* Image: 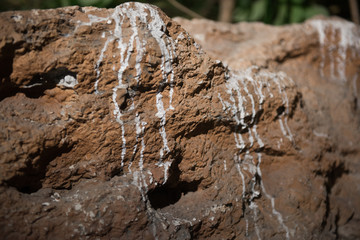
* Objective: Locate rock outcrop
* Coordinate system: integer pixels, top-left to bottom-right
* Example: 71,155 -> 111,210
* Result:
176,16 -> 360,239
0,2 -> 359,239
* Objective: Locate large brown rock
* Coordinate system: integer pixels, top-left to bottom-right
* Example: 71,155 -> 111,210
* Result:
176,16 -> 360,239
0,2 -> 359,239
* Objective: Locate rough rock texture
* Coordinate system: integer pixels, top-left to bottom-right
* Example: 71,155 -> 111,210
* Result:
175,16 -> 360,239
0,2 -> 359,240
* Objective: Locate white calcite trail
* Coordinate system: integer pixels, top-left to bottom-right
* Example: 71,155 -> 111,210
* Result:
128,113 -> 142,172
271,72 -> 295,143
138,120 -> 147,172
309,19 -> 360,82
146,6 -> 176,164
235,156 -> 246,197
256,153 -> 291,239
75,6 -> 183,235
156,92 -> 170,160
218,67 -> 293,239
94,37 -> 113,94
73,3 -> 298,238
249,202 -> 261,240
132,113 -> 148,201
76,3 -> 177,184
159,161 -> 172,184
111,6 -> 131,167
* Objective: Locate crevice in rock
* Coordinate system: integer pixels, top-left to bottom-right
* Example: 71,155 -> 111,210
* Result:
147,179 -> 201,209
189,221 -> 203,239
5,142 -> 73,194
276,105 -> 285,116
1,67 -> 77,100
18,74 -> 58,98
184,120 -> 214,139
0,42 -> 15,81
147,150 -> 202,209
262,147 -> 286,156
273,92 -> 302,120
0,41 -> 17,101
320,161 -> 349,231
289,92 -> 303,118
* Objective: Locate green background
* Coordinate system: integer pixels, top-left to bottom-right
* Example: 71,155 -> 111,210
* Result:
0,0 -> 355,25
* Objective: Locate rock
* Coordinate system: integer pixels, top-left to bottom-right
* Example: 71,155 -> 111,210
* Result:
174,16 -> 360,239
0,2 -> 359,239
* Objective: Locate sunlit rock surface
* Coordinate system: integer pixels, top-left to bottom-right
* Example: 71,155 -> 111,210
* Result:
0,3 -> 359,239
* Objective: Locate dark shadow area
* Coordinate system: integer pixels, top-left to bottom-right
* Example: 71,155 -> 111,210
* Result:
320,161 -> 349,231
147,179 -> 201,209
147,149 -> 203,209
0,67 -> 77,100
0,44 -> 14,77
184,120 -> 214,139
276,105 -> 285,116
0,40 -> 16,101
5,142 -> 73,194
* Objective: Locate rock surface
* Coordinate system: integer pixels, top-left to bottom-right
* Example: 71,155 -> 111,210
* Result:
176,16 -> 360,239
0,2 -> 359,239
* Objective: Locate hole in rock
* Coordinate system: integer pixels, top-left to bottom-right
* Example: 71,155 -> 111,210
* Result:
0,41 -> 16,101
119,93 -> 130,110
184,121 -> 215,139
147,151 -> 202,209
276,105 -> 285,116
1,67 -> 77,100
147,179 -> 202,209
6,143 -> 73,194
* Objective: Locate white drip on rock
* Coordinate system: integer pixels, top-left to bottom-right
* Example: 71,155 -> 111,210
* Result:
309,19 -> 360,82
76,2 -> 177,186
218,67 -> 292,239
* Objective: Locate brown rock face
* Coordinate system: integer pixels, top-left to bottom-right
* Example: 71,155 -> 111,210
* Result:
0,3 -> 359,240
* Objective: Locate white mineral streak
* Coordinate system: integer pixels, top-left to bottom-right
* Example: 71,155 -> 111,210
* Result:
219,67 -> 292,239
158,161 -> 172,184
271,72 -> 294,143
235,156 -> 246,197
140,6 -> 178,184
128,113 -> 142,172
252,125 -> 264,148
156,92 -> 170,160
256,153 -> 291,239
146,5 -> 176,165
313,130 -> 328,138
245,219 -> 249,237
76,2 -> 298,237
78,2 -> 177,183
77,5 -> 179,235
132,113 -> 148,201
139,121 -> 147,172
95,37 -> 113,94
309,19 -> 360,82
249,202 -> 261,239
73,14 -> 109,32
112,7 -> 130,167
127,7 -> 147,85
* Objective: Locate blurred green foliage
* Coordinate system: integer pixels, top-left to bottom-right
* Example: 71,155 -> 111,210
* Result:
0,0 -> 338,25
234,0 -> 329,25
